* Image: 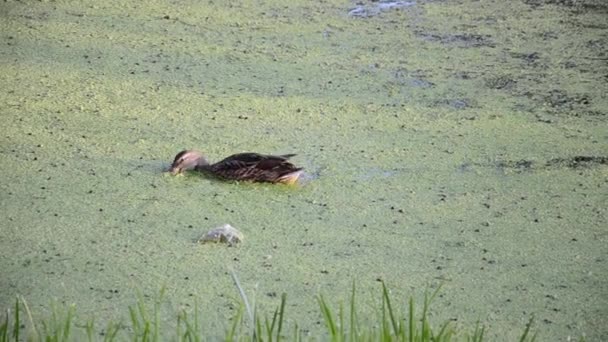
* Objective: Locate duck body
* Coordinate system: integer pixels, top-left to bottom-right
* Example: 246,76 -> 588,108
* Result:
170,150 -> 303,185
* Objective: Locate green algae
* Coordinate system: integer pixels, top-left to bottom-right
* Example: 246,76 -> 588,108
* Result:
0,0 -> 606,340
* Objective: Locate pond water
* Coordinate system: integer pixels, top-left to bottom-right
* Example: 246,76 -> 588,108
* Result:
1,0 -> 606,340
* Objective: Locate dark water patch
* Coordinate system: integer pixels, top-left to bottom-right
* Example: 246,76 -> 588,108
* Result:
408,77 -> 434,88
578,109 -> 606,117
543,89 -> 592,110
539,30 -> 559,41
509,51 -> 542,66
393,68 -> 434,88
488,156 -> 607,173
577,22 -> 608,30
585,39 -> 606,52
545,156 -> 608,169
495,159 -> 535,173
484,75 -> 517,90
523,0 -> 608,13
415,32 -> 495,48
433,98 -> 474,110
518,88 -> 601,119
452,71 -> 474,80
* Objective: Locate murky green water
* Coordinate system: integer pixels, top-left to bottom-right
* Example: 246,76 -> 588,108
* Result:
1,0 -> 606,340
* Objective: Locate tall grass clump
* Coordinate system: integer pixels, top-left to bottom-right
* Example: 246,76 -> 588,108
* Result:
227,270 -> 288,341
127,286 -> 166,341
318,282 -> 455,341
317,281 -> 540,342
0,280 -> 543,341
0,296 -> 79,342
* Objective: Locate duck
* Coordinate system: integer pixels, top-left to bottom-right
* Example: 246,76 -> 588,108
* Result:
169,150 -> 303,185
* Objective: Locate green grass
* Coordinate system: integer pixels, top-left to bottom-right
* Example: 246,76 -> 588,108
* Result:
317,283 -> 456,341
0,279 -> 542,342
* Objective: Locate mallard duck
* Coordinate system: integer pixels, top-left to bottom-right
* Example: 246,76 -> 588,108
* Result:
169,150 -> 303,185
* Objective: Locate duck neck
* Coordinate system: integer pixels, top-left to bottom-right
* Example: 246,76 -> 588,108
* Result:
194,157 -> 211,171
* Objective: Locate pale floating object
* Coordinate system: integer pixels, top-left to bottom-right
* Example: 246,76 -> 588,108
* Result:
198,224 -> 243,246
348,1 -> 416,18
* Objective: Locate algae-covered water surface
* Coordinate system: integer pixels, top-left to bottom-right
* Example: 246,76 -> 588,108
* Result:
1,0 -> 606,340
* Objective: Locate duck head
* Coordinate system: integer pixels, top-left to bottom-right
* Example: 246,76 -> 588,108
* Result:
169,150 -> 210,175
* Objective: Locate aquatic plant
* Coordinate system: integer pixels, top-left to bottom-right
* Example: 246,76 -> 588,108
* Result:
0,281 -> 543,342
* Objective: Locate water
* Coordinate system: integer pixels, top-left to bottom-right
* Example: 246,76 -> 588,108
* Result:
348,1 -> 417,18
1,0 -> 606,340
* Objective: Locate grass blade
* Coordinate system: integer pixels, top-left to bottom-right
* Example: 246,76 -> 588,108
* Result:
519,316 -> 536,342
103,321 -> 120,342
0,308 -> 8,342
276,293 -> 287,341
469,321 -> 485,342
254,307 -> 262,342
12,298 -> 19,342
318,295 -> 337,338
230,271 -> 253,326
381,281 -> 399,337
349,282 -> 357,340
226,305 -> 244,342
20,297 -> 38,341
408,297 -> 415,342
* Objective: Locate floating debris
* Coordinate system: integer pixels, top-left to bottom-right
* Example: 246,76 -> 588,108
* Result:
198,224 -> 243,246
348,1 -> 416,18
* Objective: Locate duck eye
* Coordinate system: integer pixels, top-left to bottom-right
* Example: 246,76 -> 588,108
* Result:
172,157 -> 184,166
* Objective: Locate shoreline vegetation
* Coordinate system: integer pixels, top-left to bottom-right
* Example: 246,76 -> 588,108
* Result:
0,280 -> 544,342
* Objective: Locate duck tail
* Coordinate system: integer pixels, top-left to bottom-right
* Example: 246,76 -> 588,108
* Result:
278,169 -> 303,185
279,154 -> 297,160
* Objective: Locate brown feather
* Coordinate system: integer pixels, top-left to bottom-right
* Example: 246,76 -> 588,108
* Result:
171,150 -> 303,184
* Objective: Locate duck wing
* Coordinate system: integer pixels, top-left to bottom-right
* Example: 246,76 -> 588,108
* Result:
219,153 -> 295,163
210,153 -> 301,182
